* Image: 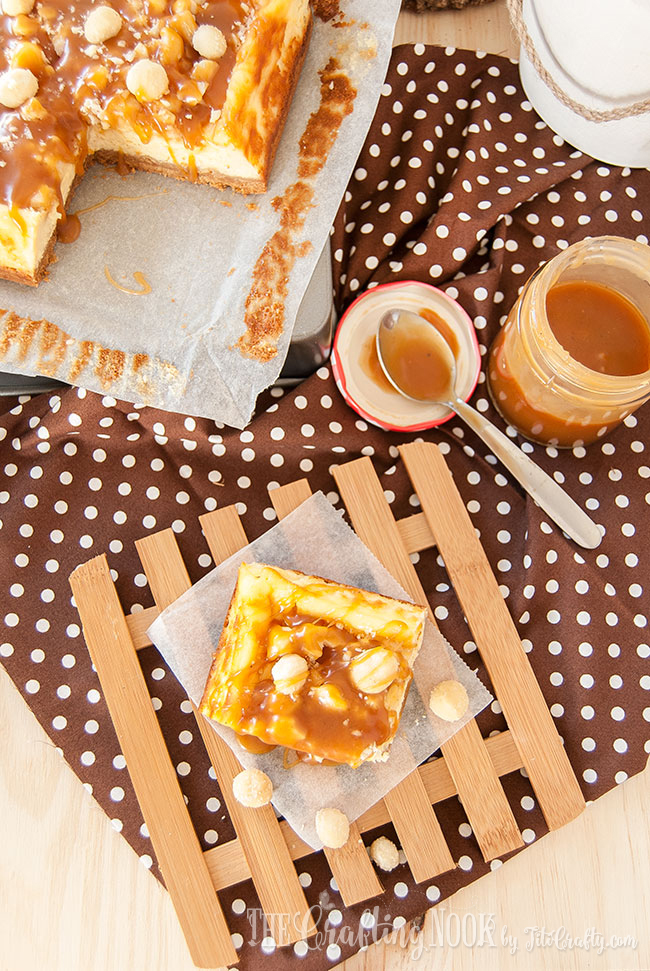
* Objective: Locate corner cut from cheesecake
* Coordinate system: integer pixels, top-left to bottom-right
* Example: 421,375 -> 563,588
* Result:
0,0 -> 312,285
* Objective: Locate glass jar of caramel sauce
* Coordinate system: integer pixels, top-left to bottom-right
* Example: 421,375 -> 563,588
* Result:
487,236 -> 650,447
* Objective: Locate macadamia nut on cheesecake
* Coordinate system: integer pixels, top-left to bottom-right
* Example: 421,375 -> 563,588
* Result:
0,0 -> 312,284
199,563 -> 428,769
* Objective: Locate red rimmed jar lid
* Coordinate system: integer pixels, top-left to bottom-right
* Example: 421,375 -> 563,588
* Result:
332,280 -> 481,431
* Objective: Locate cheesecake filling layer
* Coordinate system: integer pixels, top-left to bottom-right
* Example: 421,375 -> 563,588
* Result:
0,0 -> 311,281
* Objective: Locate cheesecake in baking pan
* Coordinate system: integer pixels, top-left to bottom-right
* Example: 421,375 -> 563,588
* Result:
0,0 -> 312,284
200,562 -> 427,768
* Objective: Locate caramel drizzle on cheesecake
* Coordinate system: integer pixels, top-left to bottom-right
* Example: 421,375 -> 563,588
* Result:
0,0 -> 251,216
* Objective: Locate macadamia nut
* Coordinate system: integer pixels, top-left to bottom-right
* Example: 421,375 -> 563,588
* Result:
0,68 -> 38,109
429,679 -> 469,722
192,24 -> 227,60
126,58 -> 169,102
232,768 -> 273,808
315,807 -> 350,849
271,652 -> 308,694
369,835 -> 400,872
84,6 -> 123,44
349,647 -> 399,694
1,0 -> 35,15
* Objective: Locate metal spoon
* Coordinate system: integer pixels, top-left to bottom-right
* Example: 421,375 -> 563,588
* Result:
377,308 -> 602,550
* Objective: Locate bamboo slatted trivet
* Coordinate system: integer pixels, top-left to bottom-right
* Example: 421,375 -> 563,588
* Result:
69,443 -> 586,969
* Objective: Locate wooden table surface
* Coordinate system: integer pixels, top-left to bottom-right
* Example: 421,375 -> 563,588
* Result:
1,4 -> 649,970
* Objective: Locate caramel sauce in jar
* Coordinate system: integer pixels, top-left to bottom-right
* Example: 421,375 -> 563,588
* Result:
546,281 -> 650,376
487,237 -> 650,447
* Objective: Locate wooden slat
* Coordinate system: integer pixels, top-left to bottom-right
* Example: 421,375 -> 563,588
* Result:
199,504 -> 249,561
401,441 -> 586,830
203,729 -> 523,891
69,556 -> 237,970
333,457 -> 524,862
269,482 -> 384,905
268,478 -> 312,521
194,702 -> 319,944
322,826 -> 383,905
396,511 -> 435,554
135,530 -> 192,606
125,605 -> 157,649
135,529 -> 315,946
271,481 -> 455,885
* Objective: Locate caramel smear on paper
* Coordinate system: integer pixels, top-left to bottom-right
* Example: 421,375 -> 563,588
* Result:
0,310 -> 177,397
104,266 -> 152,296
238,57 -> 357,362
59,191 -> 167,245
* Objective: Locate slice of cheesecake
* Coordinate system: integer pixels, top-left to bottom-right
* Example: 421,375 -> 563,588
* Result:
200,563 -> 427,768
0,0 -> 312,285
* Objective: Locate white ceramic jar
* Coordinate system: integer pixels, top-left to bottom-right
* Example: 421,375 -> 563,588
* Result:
517,0 -> 650,167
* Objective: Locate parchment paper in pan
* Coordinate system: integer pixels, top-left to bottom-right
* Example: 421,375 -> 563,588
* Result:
0,1 -> 401,428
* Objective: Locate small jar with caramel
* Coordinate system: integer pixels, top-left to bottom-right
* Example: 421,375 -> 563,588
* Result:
487,236 -> 650,447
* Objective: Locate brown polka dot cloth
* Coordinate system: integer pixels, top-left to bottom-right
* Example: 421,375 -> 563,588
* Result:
2,45 -> 649,971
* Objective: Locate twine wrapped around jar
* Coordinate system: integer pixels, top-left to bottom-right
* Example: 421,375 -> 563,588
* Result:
506,0 -> 650,122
